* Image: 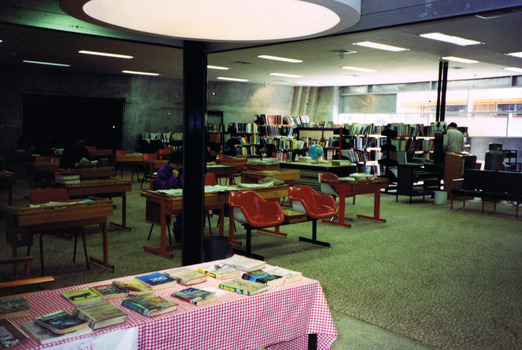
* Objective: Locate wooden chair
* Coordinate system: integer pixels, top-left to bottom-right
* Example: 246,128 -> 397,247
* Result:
29,188 -> 90,275
0,256 -> 55,297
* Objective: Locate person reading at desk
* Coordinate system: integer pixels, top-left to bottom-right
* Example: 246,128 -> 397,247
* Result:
60,136 -> 94,169
155,151 -> 183,242
205,143 -> 221,164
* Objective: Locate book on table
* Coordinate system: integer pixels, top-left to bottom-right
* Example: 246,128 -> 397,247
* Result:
262,266 -> 303,284
121,293 -> 178,317
0,296 -> 30,320
112,279 -> 152,295
0,319 -> 28,348
221,254 -> 266,272
22,321 -> 92,345
73,301 -> 128,330
135,272 -> 177,290
197,263 -> 241,280
163,267 -> 208,285
219,278 -> 269,296
172,287 -> 217,306
61,287 -> 103,307
241,269 -> 284,286
89,283 -> 128,299
34,310 -> 89,335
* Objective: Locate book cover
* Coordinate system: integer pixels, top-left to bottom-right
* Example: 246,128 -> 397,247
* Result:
172,287 -> 217,306
0,296 -> 30,320
135,272 -> 177,290
61,287 -> 103,307
263,266 -> 303,284
73,301 -> 127,330
112,279 -> 151,295
197,263 -> 241,280
163,268 -> 208,285
22,321 -> 92,345
219,278 -> 269,296
89,284 -> 128,299
34,310 -> 89,335
121,294 -> 178,317
0,319 -> 28,348
221,254 -> 266,272
242,269 -> 284,286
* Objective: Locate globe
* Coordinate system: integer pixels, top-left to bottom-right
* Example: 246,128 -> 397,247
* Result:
308,144 -> 324,163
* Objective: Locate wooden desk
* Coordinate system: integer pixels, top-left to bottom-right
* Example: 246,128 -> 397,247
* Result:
56,177 -> 132,230
241,169 -> 301,184
1,197 -> 115,271
76,166 -> 115,180
206,165 -> 237,184
8,263 -> 337,350
245,161 -> 281,171
280,161 -> 356,191
0,170 -> 16,205
115,154 -> 144,181
322,177 -> 389,227
27,161 -> 59,189
88,148 -> 114,166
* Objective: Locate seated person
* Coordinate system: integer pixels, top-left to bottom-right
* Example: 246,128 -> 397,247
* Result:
155,152 -> 183,243
60,136 -> 93,169
205,143 -> 221,164
225,134 -> 242,156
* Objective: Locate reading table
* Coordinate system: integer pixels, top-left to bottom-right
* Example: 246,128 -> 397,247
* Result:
0,170 -> 16,205
206,164 -> 238,184
8,263 -> 338,350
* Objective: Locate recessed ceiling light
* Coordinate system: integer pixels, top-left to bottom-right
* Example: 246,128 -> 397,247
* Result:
341,66 -> 377,72
353,41 -> 409,52
207,65 -> 230,70
269,73 -> 303,78
506,52 -> 522,58
442,56 -> 479,64
122,70 -> 160,76
258,55 -> 303,63
61,0 -> 361,42
217,77 -> 249,82
419,32 -> 483,46
504,67 -> 522,73
23,60 -> 71,67
79,50 -> 133,59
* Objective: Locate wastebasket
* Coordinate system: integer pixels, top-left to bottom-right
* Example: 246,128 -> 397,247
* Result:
434,190 -> 447,205
204,236 -> 228,262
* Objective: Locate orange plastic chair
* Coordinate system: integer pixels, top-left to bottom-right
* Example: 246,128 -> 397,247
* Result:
288,185 -> 339,219
140,153 -> 159,188
229,191 -> 284,228
158,147 -> 173,160
319,172 -> 341,197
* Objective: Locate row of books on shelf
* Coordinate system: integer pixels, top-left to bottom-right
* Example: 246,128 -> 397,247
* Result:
342,122 -> 439,137
0,255 -> 302,347
206,123 -> 223,133
389,138 -> 434,152
227,122 -> 260,134
342,123 -> 386,135
255,114 -> 310,126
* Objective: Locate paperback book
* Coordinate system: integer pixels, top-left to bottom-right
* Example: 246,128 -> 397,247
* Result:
163,268 -> 208,285
172,287 -> 217,306
112,279 -> 151,295
219,278 -> 269,296
241,269 -> 284,286
197,263 -> 241,280
61,288 -> 103,307
89,284 -> 128,299
135,272 -> 177,290
34,310 -> 89,335
73,301 -> 128,330
22,321 -> 92,345
0,296 -> 30,320
262,266 -> 303,284
0,319 -> 28,348
221,254 -> 266,272
121,293 -> 178,317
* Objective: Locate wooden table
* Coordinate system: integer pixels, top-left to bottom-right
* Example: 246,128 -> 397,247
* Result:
0,197 -> 115,271
321,177 -> 389,227
280,161 -> 356,191
0,170 -> 16,205
115,154 -> 144,182
26,161 -> 59,189
56,177 -> 133,230
206,164 -> 237,184
88,148 -> 114,166
241,169 -> 301,184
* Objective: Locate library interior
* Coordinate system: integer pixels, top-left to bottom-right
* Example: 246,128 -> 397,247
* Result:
0,1 -> 521,350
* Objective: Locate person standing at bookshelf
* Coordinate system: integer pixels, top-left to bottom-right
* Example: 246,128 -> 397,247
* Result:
155,151 -> 184,242
443,122 -> 465,153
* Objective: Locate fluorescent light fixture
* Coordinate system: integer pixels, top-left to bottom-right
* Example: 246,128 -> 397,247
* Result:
61,0 -> 361,42
269,73 -> 303,78
207,65 -> 230,70
258,55 -> 303,63
341,66 -> 377,72
122,70 -> 160,76
353,41 -> 409,52
79,50 -> 133,59
442,56 -> 479,64
419,32 -> 483,46
297,82 -> 319,85
217,77 -> 249,82
504,67 -> 522,73
506,52 -> 522,58
23,60 -> 70,67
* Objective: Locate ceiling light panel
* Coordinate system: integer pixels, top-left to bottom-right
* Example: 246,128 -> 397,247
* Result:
258,55 -> 303,63
442,56 -> 479,64
506,52 -> 522,58
341,66 -> 377,72
353,41 -> 409,52
269,73 -> 303,78
419,32 -> 483,46
23,60 -> 71,67
217,77 -> 249,82
207,65 -> 230,70
79,50 -> 133,59
122,70 -> 160,76
504,67 -> 522,73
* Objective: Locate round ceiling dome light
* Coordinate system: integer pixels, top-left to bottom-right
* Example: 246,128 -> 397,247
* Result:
61,0 -> 361,42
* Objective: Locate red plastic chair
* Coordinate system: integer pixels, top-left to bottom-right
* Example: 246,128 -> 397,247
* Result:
205,173 -> 218,186
319,172 -> 341,197
229,191 -> 284,228
288,185 -> 338,219
140,153 -> 159,188
158,147 -> 173,160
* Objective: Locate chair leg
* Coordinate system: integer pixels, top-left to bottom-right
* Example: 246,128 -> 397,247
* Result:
207,211 -> 213,235
39,233 -> 45,276
73,234 -> 78,262
147,224 -> 154,240
148,224 -> 173,246
81,232 -> 90,270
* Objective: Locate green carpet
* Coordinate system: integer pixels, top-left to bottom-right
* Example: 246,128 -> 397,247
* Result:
1,177 -> 521,350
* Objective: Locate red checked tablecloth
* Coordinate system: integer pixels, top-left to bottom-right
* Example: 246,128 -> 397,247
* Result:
7,263 -> 338,350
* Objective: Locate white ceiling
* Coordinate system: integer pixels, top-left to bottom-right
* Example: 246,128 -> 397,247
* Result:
0,1 -> 521,87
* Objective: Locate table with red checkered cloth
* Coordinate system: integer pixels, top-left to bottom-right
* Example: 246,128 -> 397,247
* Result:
8,263 -> 338,350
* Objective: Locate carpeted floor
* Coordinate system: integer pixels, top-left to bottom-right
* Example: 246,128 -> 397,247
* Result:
1,174 -> 521,350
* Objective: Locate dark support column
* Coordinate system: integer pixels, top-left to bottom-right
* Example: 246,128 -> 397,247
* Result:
182,40 -> 207,266
434,60 -> 448,168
